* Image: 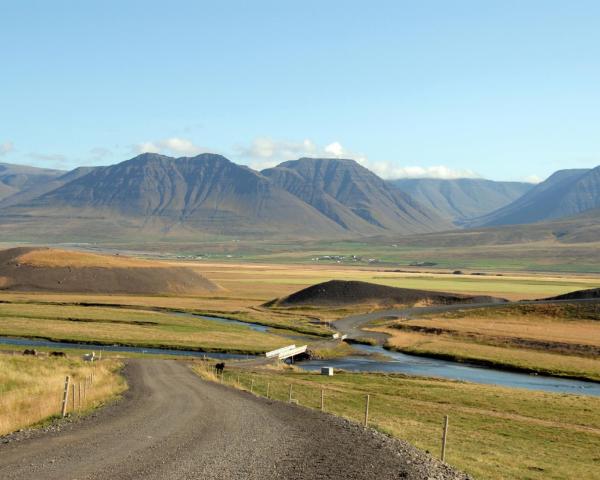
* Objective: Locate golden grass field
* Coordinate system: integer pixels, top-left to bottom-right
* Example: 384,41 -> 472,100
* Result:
194,363 -> 600,480
375,303 -> 600,381
0,352 -> 125,436
16,249 -> 163,268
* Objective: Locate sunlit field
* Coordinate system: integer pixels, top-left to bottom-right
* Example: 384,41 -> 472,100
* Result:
0,353 -> 124,435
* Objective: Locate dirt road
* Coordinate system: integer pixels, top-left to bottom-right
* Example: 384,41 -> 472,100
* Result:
0,360 -> 466,480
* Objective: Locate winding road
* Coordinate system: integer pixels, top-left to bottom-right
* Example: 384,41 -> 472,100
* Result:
0,360 -> 465,480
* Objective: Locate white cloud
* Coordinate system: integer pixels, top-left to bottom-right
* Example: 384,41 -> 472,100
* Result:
134,137 -> 207,156
235,137 -> 370,170
523,174 -> 542,184
377,164 -> 480,180
236,137 -> 318,164
235,136 -> 476,179
324,141 -> 344,157
0,141 -> 14,156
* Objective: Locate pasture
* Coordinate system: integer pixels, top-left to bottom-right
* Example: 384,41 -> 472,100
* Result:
0,303 -> 290,354
376,303 -> 600,381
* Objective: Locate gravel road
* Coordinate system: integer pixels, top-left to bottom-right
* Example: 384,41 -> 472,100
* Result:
0,359 -> 468,480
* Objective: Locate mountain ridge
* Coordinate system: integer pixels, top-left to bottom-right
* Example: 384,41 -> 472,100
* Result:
0,153 -> 449,240
470,167 -> 600,226
390,177 -> 533,222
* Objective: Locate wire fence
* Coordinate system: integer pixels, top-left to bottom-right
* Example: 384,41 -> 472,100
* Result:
196,363 -> 453,462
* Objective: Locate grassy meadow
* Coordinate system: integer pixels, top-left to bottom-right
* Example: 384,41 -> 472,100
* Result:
194,364 -> 600,480
0,352 -> 125,435
375,303 -> 600,381
0,302 -> 292,354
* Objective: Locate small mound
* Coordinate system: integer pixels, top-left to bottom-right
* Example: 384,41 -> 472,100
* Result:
543,287 -> 600,301
271,280 -> 506,308
0,247 -> 218,295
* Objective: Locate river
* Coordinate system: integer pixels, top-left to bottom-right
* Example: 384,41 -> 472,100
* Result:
2,313 -> 600,397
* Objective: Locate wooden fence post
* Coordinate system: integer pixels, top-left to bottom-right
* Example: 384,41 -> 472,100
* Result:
441,415 -> 449,461
288,384 -> 293,403
250,378 -> 254,394
78,383 -> 82,411
71,383 -> 75,412
266,382 -> 270,399
321,388 -> 324,411
61,376 -> 70,418
364,394 -> 370,427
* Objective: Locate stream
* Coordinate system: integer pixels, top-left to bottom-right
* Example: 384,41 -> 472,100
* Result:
2,313 -> 600,397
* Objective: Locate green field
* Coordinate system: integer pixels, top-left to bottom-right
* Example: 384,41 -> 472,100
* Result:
0,303 -> 292,354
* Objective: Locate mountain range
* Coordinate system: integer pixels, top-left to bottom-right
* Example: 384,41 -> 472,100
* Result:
0,162 -> 63,202
469,166 -> 600,227
390,178 -> 533,222
0,154 -> 598,242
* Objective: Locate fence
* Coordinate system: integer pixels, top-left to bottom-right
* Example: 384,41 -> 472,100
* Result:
0,356 -> 114,436
196,363 -> 453,463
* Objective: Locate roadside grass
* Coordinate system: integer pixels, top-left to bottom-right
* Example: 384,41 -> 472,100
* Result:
0,352 -> 125,436
193,364 -> 600,480
0,303 -> 289,354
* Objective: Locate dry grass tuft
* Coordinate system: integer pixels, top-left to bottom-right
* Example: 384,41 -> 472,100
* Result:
0,352 -> 125,436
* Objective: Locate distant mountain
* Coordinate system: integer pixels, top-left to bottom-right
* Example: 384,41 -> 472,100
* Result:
471,167 -> 600,226
0,154 -> 453,241
2,153 -> 354,239
0,162 -> 64,201
390,178 -> 533,222
262,158 -> 452,235
0,166 -> 95,208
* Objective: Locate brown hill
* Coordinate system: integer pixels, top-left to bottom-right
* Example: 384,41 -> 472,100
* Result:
543,287 -> 600,301
0,247 -> 218,294
270,280 -> 506,308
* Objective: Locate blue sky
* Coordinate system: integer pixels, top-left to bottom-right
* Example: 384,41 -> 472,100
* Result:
1,1 -> 600,182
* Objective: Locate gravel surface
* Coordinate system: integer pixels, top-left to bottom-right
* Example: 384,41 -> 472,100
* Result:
0,359 -> 469,479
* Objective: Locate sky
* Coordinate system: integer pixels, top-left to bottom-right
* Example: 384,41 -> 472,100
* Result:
1,1 -> 600,182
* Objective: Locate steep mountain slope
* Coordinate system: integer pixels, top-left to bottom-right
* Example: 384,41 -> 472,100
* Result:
0,153 -> 349,239
390,178 -> 533,222
471,167 -> 600,226
262,158 -> 452,234
0,162 -> 64,201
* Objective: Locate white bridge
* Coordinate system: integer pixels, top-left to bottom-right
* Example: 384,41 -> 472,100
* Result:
265,344 -> 308,360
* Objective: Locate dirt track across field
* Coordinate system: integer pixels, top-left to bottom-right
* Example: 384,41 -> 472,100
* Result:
0,360 -> 467,480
